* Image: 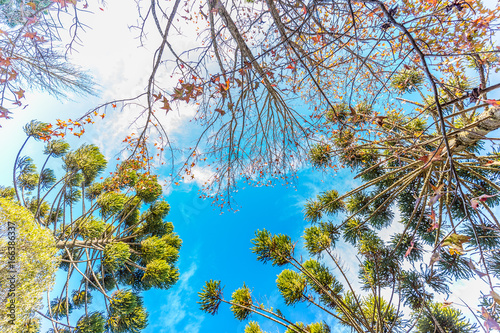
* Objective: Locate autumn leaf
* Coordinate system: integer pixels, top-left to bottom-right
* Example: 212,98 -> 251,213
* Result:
215,108 -> 225,116
419,146 -> 444,165
14,89 -> 25,99
484,99 -> 500,107
74,129 -> 85,138
219,79 -> 230,92
26,2 -> 36,9
26,16 -> 37,25
484,160 -> 500,167
311,34 -> 322,44
471,199 -> 480,209
442,300 -> 453,307
442,233 -> 470,255
23,32 -> 37,39
171,87 -> 184,101
427,222 -> 438,232
0,58 -> 12,67
0,106 -> 12,119
160,97 -> 171,112
471,194 -> 496,209
477,194 -> 496,202
491,290 -> 500,306
427,209 -> 436,223
153,92 -> 162,101
428,184 -> 444,207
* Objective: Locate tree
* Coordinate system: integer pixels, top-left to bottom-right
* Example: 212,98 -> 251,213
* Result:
0,0 -> 95,122
1,120 -> 182,332
0,197 -> 59,332
61,0 -> 500,205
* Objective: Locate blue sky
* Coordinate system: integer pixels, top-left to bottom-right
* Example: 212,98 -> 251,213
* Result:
0,100 -> 356,332
2,0 -> 500,332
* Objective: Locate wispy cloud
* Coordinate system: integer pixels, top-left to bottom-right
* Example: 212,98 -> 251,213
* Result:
151,263 -> 204,333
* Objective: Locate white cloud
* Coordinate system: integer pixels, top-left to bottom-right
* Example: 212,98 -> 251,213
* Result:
154,263 -> 205,333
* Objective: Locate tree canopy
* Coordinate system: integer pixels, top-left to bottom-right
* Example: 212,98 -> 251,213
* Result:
2,0 -> 500,332
1,120 -> 182,332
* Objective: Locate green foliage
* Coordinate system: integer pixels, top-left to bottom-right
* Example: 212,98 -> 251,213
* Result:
0,198 -> 59,331
303,259 -> 343,299
97,191 -> 126,217
44,139 -> 70,157
198,280 -> 223,315
140,235 -> 180,264
303,222 -> 339,256
251,229 -> 293,266
107,290 -> 148,333
142,259 -> 179,289
72,290 -> 92,309
416,303 -> 478,333
135,174 -> 162,203
342,218 -> 371,245
103,242 -> 131,271
49,297 -> 73,320
391,68 -> 424,93
20,318 -> 40,333
23,120 -> 51,140
304,190 -> 344,223
231,284 -> 253,320
308,143 -> 332,168
245,321 -> 265,333
77,216 -> 106,239
64,144 -> 107,186
285,322 -> 330,333
0,186 -> 16,199
276,269 -> 306,305
75,312 -> 106,333
3,139 -> 181,331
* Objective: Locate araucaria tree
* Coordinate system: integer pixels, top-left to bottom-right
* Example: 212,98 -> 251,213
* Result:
196,0 -> 500,331
0,120 -> 181,332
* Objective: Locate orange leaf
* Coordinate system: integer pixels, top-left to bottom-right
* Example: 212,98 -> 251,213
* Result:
14,89 -> 25,99
484,99 -> 500,107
